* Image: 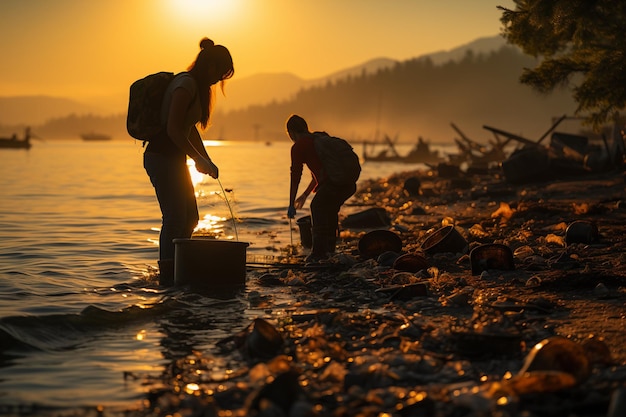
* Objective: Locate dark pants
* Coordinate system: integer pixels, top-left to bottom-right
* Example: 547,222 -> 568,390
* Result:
144,151 -> 199,261
310,181 -> 356,257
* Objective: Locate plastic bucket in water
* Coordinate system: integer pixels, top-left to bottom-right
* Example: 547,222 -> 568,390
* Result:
421,226 -> 468,256
296,215 -> 312,248
173,238 -> 249,289
470,243 -> 515,275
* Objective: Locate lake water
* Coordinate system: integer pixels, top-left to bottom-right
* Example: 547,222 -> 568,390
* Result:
0,139 -> 446,411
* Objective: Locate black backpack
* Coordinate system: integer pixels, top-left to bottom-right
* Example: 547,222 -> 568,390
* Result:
313,132 -> 361,185
126,71 -> 175,141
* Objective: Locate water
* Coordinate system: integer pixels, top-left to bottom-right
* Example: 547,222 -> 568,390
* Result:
0,139 -> 441,410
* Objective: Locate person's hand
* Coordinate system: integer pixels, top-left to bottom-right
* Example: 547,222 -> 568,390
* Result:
294,193 -> 308,209
287,205 -> 296,219
195,158 -> 219,179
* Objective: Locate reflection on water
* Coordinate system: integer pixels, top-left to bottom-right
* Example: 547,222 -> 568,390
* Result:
0,139 -> 453,409
196,213 -> 229,237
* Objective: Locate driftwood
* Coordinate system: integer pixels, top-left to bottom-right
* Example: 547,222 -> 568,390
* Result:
450,123 -> 508,167
485,115 -> 625,184
482,114 -> 567,148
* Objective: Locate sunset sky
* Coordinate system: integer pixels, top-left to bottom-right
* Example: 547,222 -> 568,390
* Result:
1,0 -> 514,104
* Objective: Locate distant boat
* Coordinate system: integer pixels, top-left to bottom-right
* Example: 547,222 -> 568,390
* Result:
80,132 -> 111,141
363,135 -> 444,164
0,127 -> 33,150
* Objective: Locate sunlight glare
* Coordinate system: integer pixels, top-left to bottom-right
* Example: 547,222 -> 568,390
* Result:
187,159 -> 204,185
195,213 -> 226,237
203,140 -> 226,147
167,0 -> 241,24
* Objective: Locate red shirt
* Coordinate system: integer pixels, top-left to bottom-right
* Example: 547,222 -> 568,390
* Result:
290,134 -> 324,193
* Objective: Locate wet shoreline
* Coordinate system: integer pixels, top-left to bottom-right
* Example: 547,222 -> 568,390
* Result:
15,166 -> 626,417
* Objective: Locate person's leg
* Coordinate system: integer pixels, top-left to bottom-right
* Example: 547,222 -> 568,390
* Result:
327,183 -> 357,253
144,152 -> 199,284
309,182 -> 356,260
309,187 -> 333,260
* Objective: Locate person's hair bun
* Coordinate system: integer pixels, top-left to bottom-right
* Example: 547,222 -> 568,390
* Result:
200,37 -> 215,49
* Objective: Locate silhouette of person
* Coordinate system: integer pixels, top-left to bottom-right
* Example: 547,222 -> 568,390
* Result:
143,37 -> 234,286
286,115 -> 358,262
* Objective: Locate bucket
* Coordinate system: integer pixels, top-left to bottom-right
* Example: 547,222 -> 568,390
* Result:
393,253 -> 430,273
470,243 -> 515,275
421,226 -> 468,256
358,229 -> 402,259
296,215 -> 312,248
565,220 -> 599,245
173,238 -> 249,289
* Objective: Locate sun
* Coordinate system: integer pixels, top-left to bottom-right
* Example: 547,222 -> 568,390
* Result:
168,0 -> 239,20
162,0 -> 253,38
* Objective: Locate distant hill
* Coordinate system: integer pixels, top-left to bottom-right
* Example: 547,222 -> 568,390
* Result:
220,58 -> 399,112
426,36 -> 507,65
0,35 -> 508,126
0,96 -> 105,126
0,35 -> 582,143
220,36 -> 507,112
210,44 -> 577,144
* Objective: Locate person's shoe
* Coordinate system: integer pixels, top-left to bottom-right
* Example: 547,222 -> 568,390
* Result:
157,259 -> 174,287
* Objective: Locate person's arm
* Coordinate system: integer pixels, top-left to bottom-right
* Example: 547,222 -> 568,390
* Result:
288,174 -> 299,211
188,126 -> 210,159
166,87 -> 218,178
288,146 -> 305,218
294,178 -> 315,209
188,126 -> 218,178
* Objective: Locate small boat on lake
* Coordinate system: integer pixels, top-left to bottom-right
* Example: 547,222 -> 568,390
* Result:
80,132 -> 112,141
0,127 -> 32,150
363,135 -> 444,164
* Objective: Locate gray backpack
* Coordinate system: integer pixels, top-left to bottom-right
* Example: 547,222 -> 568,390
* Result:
126,71 -> 174,141
313,132 -> 361,185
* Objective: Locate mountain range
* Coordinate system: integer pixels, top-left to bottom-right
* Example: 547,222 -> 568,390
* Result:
0,35 -> 582,143
221,37 -> 507,113
0,36 -> 507,126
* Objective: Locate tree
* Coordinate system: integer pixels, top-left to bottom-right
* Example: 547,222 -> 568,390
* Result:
499,0 -> 626,128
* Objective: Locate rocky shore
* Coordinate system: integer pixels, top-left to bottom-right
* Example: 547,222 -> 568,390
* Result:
54,167 -> 626,417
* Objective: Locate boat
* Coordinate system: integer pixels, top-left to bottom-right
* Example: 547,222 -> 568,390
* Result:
363,135 -> 444,164
80,132 -> 111,141
0,127 -> 32,150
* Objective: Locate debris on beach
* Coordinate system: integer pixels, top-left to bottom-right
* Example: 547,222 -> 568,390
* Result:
123,152 -> 626,417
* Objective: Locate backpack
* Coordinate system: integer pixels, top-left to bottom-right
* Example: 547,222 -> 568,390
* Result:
313,132 -> 361,185
126,71 -> 175,141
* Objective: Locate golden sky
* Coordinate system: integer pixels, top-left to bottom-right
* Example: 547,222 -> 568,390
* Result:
1,0 -> 513,103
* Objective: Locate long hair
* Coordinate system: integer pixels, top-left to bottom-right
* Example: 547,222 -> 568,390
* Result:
188,37 -> 234,129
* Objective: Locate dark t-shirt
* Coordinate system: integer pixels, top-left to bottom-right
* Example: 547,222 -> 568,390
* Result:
145,72 -> 200,157
290,133 -> 325,192
145,130 -> 182,156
